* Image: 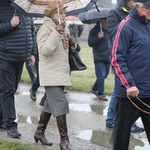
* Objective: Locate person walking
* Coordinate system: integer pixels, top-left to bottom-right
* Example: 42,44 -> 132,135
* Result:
29,24 -> 40,102
68,23 -> 84,45
29,29 -> 46,106
88,19 -> 110,101
0,0 -> 36,138
26,61 -> 36,83
106,0 -> 144,133
34,1 -> 76,149
29,21 -> 47,106
111,0 -> 150,149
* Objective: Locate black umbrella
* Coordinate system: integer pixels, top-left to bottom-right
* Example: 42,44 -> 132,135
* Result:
78,8 -> 110,24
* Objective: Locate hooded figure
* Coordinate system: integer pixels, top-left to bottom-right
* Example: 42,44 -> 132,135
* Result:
107,0 -> 133,40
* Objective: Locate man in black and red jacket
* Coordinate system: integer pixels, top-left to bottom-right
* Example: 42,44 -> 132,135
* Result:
106,0 -> 144,134
111,0 -> 150,149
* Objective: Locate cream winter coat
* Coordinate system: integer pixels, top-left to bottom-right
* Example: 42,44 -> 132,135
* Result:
37,16 -> 72,86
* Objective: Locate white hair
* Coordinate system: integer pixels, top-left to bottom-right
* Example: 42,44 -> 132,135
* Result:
133,2 -> 144,7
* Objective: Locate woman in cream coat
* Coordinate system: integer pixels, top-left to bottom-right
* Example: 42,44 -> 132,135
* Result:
34,1 -> 76,150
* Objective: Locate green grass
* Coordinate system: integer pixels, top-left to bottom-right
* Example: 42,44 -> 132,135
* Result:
21,41 -> 114,95
0,140 -> 39,150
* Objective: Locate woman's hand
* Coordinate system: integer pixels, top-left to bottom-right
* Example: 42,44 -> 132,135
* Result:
56,24 -> 64,34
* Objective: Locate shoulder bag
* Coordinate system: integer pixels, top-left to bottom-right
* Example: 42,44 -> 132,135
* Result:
69,44 -> 87,71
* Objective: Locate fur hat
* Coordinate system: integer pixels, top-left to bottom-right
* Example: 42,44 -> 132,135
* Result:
44,1 -> 67,18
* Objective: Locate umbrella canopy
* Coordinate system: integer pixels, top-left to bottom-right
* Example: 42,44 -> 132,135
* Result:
78,8 -> 110,24
11,0 -> 100,18
64,0 -> 99,16
65,16 -> 83,26
11,0 -> 55,17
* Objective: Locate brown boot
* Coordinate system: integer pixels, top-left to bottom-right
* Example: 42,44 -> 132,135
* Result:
56,115 -> 72,150
39,93 -> 46,106
34,111 -> 52,146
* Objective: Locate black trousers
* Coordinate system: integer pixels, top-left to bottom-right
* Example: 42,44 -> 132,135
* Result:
113,97 -> 150,150
0,59 -> 24,129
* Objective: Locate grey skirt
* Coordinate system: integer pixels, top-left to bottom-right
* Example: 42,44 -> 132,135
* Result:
43,86 -> 69,117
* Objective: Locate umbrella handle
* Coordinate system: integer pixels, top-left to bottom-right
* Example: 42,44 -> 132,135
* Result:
100,22 -> 102,32
56,0 -> 61,24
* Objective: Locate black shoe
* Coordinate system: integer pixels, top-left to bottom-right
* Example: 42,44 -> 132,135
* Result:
130,124 -> 144,133
64,90 -> 67,94
29,89 -> 36,101
98,95 -> 108,101
7,128 -> 21,138
0,124 -> 6,130
106,123 -> 114,128
90,90 -> 99,97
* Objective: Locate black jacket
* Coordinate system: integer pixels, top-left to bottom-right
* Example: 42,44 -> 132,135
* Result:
88,22 -> 109,63
0,0 -> 36,62
106,0 -> 130,54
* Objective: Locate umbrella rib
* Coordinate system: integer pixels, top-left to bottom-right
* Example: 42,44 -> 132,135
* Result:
91,0 -> 100,12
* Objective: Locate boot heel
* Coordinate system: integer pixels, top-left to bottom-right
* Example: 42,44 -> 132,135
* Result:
34,136 -> 38,143
60,146 -> 62,150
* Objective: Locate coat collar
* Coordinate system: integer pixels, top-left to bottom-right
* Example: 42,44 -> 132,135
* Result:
130,7 -> 148,24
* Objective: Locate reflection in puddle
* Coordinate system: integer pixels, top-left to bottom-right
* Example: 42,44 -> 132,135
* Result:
69,104 -> 106,116
77,129 -> 112,149
77,130 -> 92,141
67,92 -> 93,102
27,115 -> 32,124
77,130 -> 149,150
69,104 -> 92,113
15,115 -> 38,124
21,92 -> 30,95
90,105 -> 106,115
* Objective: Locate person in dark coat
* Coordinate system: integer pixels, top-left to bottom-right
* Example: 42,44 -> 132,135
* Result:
111,0 -> 150,149
0,0 -> 36,138
106,0 -> 144,134
68,24 -> 84,45
88,19 -> 110,101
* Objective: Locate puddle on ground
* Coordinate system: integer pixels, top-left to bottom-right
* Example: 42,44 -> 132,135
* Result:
15,114 -> 149,150
69,104 -> 106,115
16,103 -> 106,124
77,129 -> 149,150
15,89 -> 148,149
16,91 -> 44,96
16,115 -> 38,124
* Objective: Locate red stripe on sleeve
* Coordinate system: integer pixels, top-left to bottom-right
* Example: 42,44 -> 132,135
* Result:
111,16 -> 131,88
